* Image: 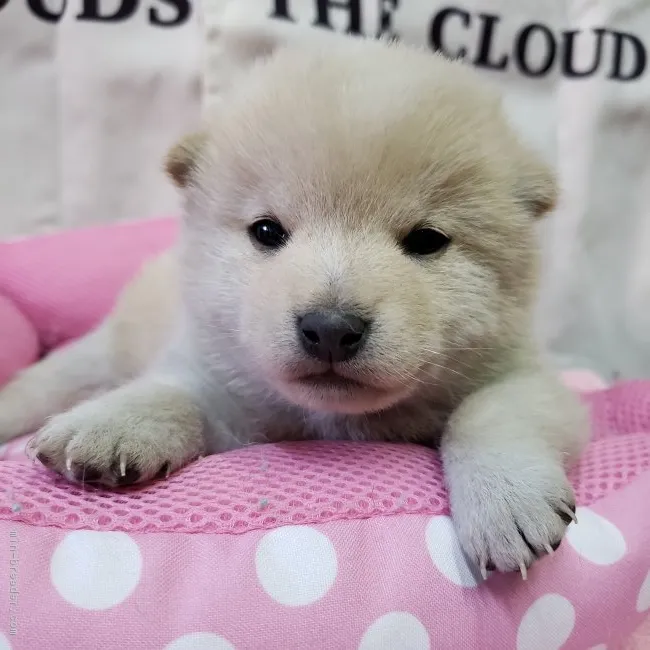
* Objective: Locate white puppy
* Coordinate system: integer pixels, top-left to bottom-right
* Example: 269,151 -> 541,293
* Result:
0,27 -> 587,577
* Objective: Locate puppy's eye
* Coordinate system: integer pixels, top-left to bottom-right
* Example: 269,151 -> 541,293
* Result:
401,227 -> 451,256
248,218 -> 289,249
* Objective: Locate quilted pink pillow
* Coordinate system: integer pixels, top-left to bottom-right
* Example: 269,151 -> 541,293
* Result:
0,217 -> 177,360
0,294 -> 38,386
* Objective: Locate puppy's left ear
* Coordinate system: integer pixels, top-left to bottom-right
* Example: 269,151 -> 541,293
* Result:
499,97 -> 558,219
164,131 -> 208,189
514,151 -> 558,219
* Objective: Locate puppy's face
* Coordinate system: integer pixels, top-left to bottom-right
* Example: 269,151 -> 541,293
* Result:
172,35 -> 555,415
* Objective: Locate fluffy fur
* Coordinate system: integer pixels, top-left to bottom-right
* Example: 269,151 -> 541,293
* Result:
0,28 -> 587,576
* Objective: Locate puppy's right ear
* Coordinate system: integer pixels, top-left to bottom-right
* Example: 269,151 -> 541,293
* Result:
164,132 -> 207,189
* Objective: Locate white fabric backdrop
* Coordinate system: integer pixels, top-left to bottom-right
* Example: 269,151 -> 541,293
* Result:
0,0 -> 201,235
1,0 -> 649,381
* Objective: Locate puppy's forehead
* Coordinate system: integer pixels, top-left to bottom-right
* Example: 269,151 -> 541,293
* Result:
204,44 -> 515,231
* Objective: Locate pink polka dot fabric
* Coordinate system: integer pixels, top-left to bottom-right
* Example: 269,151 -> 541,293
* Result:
0,381 -> 649,650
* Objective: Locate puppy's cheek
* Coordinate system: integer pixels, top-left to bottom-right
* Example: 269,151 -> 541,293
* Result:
441,272 -> 501,341
449,296 -> 499,344
361,341 -> 426,391
366,315 -> 440,377
239,303 -> 297,372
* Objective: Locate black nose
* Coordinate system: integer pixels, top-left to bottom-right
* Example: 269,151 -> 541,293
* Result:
297,311 -> 369,363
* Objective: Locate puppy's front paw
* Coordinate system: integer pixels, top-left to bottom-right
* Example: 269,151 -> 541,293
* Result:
449,459 -> 576,578
30,384 -> 205,487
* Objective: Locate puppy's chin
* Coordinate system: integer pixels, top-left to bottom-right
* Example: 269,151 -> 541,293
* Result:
273,373 -> 412,415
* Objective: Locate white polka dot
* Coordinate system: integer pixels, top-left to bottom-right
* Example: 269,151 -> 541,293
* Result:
565,507 -> 626,565
517,594 -> 575,650
50,531 -> 142,610
637,570 -> 650,613
0,633 -> 11,650
255,525 -> 337,606
425,516 -> 480,587
359,612 -> 430,650
165,633 -> 235,650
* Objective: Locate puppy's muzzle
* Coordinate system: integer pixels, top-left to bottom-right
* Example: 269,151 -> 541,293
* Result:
297,311 -> 369,363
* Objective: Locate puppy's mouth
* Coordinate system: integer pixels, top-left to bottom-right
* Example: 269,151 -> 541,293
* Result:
278,365 -> 409,415
296,369 -> 365,390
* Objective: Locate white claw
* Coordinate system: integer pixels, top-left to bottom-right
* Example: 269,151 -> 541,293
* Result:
119,455 -> 126,478
544,544 -> 554,555
480,564 -> 488,581
560,504 -> 578,525
165,464 -> 171,478
65,457 -> 72,472
519,563 -> 528,581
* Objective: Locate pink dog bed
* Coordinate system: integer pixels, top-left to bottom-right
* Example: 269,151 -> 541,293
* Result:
0,219 -> 649,650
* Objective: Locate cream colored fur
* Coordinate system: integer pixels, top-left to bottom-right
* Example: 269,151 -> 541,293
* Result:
0,27 -> 587,577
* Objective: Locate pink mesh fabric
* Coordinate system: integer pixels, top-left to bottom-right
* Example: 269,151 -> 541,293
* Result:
0,380 -> 649,535
583,379 -> 650,438
0,442 -> 446,534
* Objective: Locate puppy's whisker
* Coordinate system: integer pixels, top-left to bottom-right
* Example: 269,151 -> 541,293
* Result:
426,362 -> 471,382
